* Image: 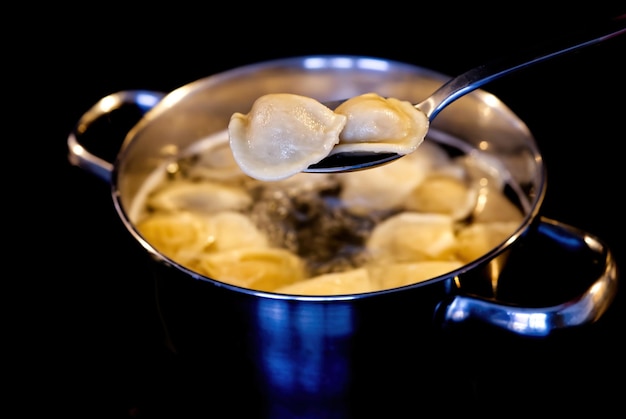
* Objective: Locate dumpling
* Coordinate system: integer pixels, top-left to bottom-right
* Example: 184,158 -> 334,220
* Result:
452,152 -> 526,222
146,180 -> 252,214
471,186 -> 525,223
193,247 -> 307,292
337,139 -> 451,215
368,260 -> 463,289
455,221 -> 520,263
337,153 -> 428,214
228,92 -> 430,181
366,212 -> 458,263
136,211 -> 214,265
184,131 -> 249,182
273,268 -> 375,295
203,211 -> 269,252
404,173 -> 477,221
333,92 -> 429,155
228,93 -> 347,181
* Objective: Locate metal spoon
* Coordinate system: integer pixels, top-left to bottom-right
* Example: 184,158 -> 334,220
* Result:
305,16 -> 625,173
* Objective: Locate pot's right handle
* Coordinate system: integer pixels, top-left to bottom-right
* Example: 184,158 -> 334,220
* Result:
67,90 -> 165,182
437,217 -> 618,337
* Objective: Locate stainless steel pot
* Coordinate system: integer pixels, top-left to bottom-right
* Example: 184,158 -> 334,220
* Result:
68,55 -> 618,414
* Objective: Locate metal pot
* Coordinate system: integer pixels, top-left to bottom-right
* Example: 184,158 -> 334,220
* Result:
68,55 -> 617,414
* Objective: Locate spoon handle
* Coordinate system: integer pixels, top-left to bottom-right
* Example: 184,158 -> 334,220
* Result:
417,15 -> 626,120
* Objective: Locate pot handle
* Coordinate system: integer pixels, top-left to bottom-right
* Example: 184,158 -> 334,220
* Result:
437,217 -> 618,337
67,90 -> 165,183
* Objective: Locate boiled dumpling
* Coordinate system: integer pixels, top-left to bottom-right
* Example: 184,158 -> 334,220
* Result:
184,130 -> 248,182
471,186 -> 525,223
203,211 -> 269,252
136,212 -> 214,265
366,212 -> 458,263
193,247 -> 307,292
333,92 -> 428,155
338,149 -> 440,214
406,138 -> 453,172
269,171 -> 336,192
146,180 -> 252,214
337,156 -> 426,214
337,140 -> 452,215
405,173 -> 477,221
455,221 -> 520,263
136,210 -> 269,264
274,268 -> 375,295
228,93 -> 347,181
368,260 -> 464,289
456,152 -> 510,192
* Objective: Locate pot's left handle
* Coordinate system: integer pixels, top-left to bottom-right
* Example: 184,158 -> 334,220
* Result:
67,90 -> 165,182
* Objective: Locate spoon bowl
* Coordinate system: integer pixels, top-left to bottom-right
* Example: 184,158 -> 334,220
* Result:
305,16 -> 625,173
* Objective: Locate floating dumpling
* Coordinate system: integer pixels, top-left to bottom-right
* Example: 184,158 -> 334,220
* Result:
333,92 -> 428,155
184,131 -> 248,182
203,211 -> 269,252
471,186 -> 525,223
455,221 -> 520,263
368,260 -> 464,290
366,212 -> 458,263
228,93 -> 347,181
146,179 -> 252,214
274,268 -> 375,295
452,152 -> 525,223
405,173 -> 477,220
136,212 -> 214,264
338,153 -> 429,214
335,135 -> 452,215
193,247 -> 307,292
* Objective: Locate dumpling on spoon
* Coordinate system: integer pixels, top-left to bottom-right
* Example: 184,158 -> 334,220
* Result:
333,92 -> 429,155
228,93 -> 347,181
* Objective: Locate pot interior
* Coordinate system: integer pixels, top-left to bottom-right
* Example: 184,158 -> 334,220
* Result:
112,55 -> 546,295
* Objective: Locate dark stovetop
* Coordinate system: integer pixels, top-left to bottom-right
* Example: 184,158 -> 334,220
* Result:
26,7 -> 626,417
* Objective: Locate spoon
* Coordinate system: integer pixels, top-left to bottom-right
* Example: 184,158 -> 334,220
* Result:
305,16 -> 626,173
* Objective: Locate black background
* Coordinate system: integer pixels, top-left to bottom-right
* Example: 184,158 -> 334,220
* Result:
18,4 -> 626,417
